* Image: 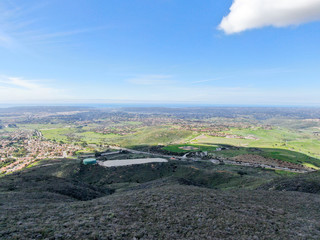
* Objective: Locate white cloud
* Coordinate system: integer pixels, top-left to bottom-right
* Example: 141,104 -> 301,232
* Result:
126,75 -> 174,85
219,0 -> 320,34
0,75 -> 69,102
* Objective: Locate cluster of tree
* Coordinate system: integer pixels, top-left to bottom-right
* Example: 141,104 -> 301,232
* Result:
0,158 -> 16,168
12,147 -> 28,158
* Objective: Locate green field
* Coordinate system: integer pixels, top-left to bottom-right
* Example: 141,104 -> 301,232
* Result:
163,144 -> 219,153
161,126 -> 320,168
13,121 -> 320,169
192,127 -> 320,158
78,132 -> 119,144
40,128 -> 120,144
107,126 -> 194,147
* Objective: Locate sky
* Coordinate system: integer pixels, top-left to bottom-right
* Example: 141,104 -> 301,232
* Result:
0,0 -> 320,106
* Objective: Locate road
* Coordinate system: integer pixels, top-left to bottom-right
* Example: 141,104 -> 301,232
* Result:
107,146 -> 310,173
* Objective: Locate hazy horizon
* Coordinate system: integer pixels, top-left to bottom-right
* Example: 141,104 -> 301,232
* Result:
1,102 -> 320,109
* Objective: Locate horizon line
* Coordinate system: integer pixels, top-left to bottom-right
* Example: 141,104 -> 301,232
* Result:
1,103 -> 320,109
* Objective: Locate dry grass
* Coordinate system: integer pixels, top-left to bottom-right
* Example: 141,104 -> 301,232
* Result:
1,185 -> 320,239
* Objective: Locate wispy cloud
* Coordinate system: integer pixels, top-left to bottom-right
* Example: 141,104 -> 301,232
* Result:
0,1 -> 108,50
0,31 -> 13,47
219,0 -> 320,34
126,75 -> 175,86
28,26 -> 110,42
0,75 -> 69,102
191,77 -> 224,84
109,84 -> 320,106
0,1 -> 39,48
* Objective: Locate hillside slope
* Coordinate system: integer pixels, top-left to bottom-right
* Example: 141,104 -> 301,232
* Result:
1,184 -> 320,239
1,159 -> 320,239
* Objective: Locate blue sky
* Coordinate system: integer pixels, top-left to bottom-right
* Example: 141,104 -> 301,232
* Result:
0,0 -> 320,106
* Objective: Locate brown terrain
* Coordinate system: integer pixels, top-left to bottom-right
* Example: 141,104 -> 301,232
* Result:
231,154 -> 306,170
